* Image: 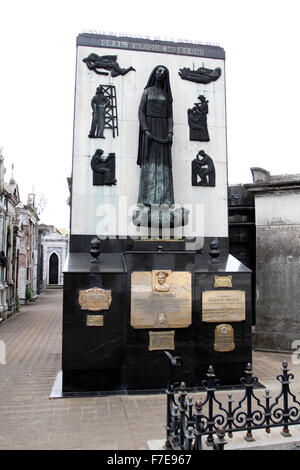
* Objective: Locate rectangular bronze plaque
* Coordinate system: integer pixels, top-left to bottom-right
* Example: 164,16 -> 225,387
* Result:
202,290 -> 245,322
78,287 -> 112,311
214,324 -> 235,352
149,331 -> 175,351
131,271 -> 192,328
86,315 -> 104,326
214,275 -> 232,288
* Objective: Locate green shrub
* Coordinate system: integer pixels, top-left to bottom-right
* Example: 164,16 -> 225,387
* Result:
25,286 -> 33,301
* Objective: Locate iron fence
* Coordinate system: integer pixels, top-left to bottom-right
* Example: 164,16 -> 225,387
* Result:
164,352 -> 300,450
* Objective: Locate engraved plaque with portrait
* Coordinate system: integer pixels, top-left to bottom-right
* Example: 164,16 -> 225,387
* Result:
214,324 -> 235,352
131,271 -> 192,328
202,290 -> 245,322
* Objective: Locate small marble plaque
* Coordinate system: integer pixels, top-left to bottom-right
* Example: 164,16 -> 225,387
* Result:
78,287 -> 112,311
214,324 -> 235,352
86,315 -> 104,327
214,275 -> 232,288
131,271 -> 192,329
149,331 -> 175,351
202,290 -> 245,322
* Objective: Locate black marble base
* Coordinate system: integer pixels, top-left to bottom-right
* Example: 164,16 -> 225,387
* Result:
62,250 -> 252,393
69,234 -> 229,254
51,370 -> 264,399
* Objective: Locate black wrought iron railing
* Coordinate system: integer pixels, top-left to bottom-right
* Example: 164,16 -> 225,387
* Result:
164,352 -> 300,450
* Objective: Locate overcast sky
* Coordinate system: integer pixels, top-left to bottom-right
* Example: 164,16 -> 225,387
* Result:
0,0 -> 299,229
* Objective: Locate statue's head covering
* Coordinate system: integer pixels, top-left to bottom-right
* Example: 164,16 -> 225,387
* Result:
144,65 -> 173,103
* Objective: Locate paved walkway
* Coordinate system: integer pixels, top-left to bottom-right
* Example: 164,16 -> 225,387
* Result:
0,289 -> 300,450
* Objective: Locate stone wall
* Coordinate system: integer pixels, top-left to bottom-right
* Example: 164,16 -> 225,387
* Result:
246,168 -> 300,351
15,203 -> 39,304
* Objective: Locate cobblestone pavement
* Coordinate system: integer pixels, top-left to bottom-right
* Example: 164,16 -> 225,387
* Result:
0,289 -> 300,450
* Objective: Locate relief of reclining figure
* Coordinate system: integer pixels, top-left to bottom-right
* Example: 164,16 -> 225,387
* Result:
83,53 -> 135,77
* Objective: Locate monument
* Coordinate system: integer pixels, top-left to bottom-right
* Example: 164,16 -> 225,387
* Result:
62,33 -> 252,394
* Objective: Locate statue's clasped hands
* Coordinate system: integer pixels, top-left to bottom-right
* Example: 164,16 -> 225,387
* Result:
145,130 -> 153,141
144,129 -> 173,144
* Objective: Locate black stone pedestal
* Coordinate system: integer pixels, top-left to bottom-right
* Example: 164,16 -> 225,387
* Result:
62,253 -> 126,394
62,250 -> 252,394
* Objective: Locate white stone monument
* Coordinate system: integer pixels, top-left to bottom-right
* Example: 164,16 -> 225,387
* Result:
70,34 -> 228,250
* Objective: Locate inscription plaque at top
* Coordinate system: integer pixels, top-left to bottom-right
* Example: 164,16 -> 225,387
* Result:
131,271 -> 192,329
214,275 -> 232,288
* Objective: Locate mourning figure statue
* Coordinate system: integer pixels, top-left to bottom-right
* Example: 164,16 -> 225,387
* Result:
179,65 -> 222,84
90,149 -> 116,186
89,86 -> 111,139
188,95 -> 210,141
137,65 -> 174,207
83,53 -> 135,77
192,150 -> 215,186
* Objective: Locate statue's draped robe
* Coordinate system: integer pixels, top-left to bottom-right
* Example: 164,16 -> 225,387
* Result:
137,87 -> 174,207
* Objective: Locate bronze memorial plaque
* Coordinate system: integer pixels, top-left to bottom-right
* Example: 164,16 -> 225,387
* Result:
214,324 -> 235,352
214,275 -> 232,288
149,331 -> 175,351
131,271 -> 192,328
202,290 -> 245,322
86,315 -> 104,327
78,287 -> 112,311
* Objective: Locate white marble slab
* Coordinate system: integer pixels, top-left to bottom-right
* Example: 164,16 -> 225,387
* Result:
71,45 -> 228,237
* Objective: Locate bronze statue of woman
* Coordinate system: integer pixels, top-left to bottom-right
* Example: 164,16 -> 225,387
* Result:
137,65 -> 174,207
